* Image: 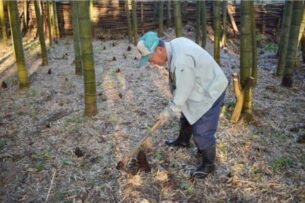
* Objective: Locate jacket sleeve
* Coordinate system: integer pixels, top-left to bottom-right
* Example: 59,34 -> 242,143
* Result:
164,65 -> 194,116
172,64 -> 195,107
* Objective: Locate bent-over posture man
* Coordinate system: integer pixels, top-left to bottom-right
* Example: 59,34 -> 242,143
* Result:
137,31 -> 228,178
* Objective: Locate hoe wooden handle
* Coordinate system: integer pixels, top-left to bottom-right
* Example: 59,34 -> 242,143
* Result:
133,119 -> 163,153
118,119 -> 163,169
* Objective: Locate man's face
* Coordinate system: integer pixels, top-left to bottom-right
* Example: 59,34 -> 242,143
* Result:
149,47 -> 167,66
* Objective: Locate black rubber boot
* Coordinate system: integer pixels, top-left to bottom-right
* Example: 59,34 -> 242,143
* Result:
195,149 -> 203,158
191,145 -> 216,179
165,116 -> 192,147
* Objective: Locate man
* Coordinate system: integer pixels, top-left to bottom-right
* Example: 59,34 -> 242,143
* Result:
137,31 -> 228,179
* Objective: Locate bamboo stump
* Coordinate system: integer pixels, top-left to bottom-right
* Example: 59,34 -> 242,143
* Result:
231,73 -> 255,123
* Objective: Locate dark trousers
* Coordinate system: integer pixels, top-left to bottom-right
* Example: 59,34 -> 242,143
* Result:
181,90 -> 226,151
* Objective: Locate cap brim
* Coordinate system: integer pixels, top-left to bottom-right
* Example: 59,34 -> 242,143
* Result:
139,55 -> 150,67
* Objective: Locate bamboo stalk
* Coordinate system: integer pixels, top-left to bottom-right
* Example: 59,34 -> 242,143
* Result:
227,4 -> 239,35
231,73 -> 255,123
231,73 -> 244,123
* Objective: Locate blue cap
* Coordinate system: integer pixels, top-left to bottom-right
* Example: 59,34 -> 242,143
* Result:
137,31 -> 160,67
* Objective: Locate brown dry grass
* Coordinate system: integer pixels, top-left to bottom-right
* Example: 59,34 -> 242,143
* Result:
0,27 -> 304,202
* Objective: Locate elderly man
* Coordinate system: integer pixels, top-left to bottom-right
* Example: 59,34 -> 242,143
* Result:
137,31 -> 228,178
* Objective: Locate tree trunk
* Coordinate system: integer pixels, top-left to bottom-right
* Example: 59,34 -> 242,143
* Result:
131,0 -> 138,45
0,0 -> 7,47
78,1 -> 97,116
34,0 -> 48,66
167,0 -> 171,27
46,0 -> 52,46
240,0 -> 252,114
276,1 -> 293,77
221,0 -> 227,48
173,1 -> 182,37
214,0 -> 221,64
251,1 -> 257,86
201,0 -> 207,48
7,0 -> 29,89
282,1 -> 304,87
125,0 -> 132,42
195,0 -> 201,44
72,1 -> 82,75
158,1 -> 164,36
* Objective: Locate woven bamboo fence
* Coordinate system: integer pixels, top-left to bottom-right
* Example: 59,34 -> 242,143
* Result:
1,1 -> 284,39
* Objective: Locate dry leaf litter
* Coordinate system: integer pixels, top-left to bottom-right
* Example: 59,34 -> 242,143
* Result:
0,27 -> 305,202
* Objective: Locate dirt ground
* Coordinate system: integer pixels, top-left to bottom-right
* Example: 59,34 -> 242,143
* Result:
0,28 -> 305,202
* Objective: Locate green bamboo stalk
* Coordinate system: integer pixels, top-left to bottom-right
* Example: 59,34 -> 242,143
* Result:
53,1 -> 60,39
301,33 -> 305,62
89,0 -> 95,37
276,0 -> 293,76
72,1 -> 82,75
90,0 -> 94,22
277,1 -> 289,57
195,0 -> 201,44
221,0 -> 227,47
46,0 -> 52,46
34,0 -> 48,65
201,0 -> 207,48
7,0 -> 29,89
173,1 -> 182,37
49,1 -> 56,40
125,0 -> 132,42
158,1 -> 164,36
22,0 -> 28,34
78,1 -> 97,116
282,1 -> 304,87
214,0 -> 221,64
0,0 -> 7,47
297,8 -> 305,46
240,0 -> 252,113
131,0 -> 138,45
41,1 -> 47,37
251,1 -> 257,86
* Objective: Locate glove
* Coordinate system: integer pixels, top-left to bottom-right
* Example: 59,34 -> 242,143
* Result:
158,101 -> 182,124
158,108 -> 171,124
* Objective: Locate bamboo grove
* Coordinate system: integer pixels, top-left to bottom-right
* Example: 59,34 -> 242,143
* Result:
0,0 -> 304,120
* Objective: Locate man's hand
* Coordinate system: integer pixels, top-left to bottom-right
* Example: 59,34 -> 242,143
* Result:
158,102 -> 181,125
158,109 -> 171,125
